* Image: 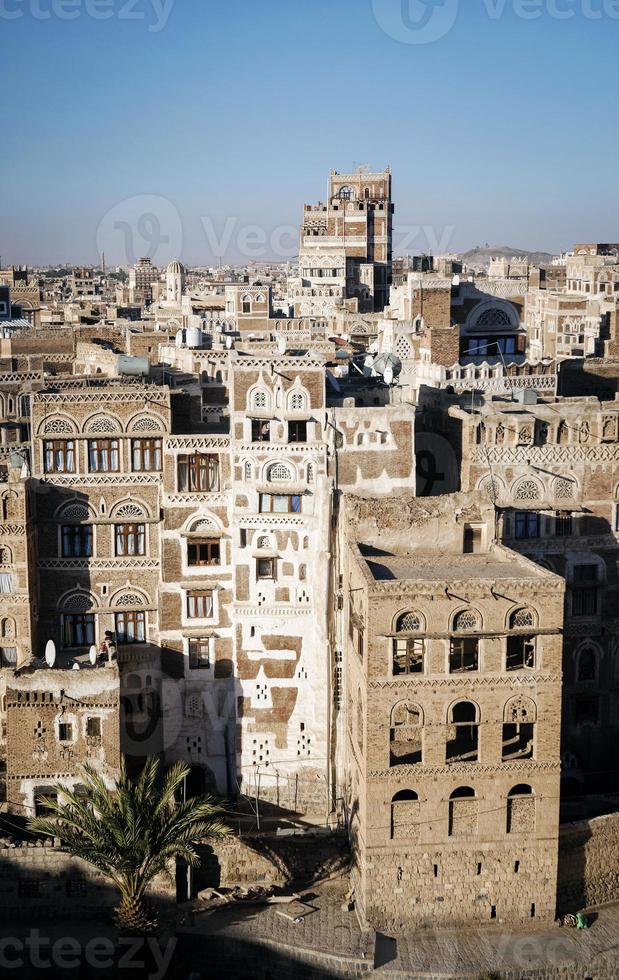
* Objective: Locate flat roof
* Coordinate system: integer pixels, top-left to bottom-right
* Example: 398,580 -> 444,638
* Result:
361,547 -> 550,585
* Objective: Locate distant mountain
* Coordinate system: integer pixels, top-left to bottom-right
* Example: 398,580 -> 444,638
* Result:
461,245 -> 556,270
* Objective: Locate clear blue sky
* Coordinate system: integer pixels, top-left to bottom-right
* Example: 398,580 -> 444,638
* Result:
1,0 -> 617,266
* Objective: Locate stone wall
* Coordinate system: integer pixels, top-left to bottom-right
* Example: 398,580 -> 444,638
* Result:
205,831 -> 349,888
0,840 -> 174,919
558,811 -> 619,913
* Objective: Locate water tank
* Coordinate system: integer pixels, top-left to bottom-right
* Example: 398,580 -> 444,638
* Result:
186,326 -> 203,348
117,355 -> 149,377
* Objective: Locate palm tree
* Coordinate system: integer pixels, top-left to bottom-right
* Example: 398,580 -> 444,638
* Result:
28,756 -> 229,933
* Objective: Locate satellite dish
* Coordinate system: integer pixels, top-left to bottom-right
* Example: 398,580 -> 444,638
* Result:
277,337 -> 287,355
44,640 -> 56,668
384,366 -> 394,386
372,353 -> 402,380
175,329 -> 184,347
89,645 -> 97,666
72,662 -> 80,670
225,335 -> 233,350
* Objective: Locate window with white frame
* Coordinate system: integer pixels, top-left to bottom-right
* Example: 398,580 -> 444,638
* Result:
186,590 -> 214,619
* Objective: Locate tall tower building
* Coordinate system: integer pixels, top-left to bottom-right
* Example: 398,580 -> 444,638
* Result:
293,167 -> 393,316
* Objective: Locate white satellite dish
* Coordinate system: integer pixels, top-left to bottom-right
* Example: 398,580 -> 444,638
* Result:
44,640 -> 56,668
384,366 -> 394,386
277,337 -> 287,356
89,645 -> 97,666
225,335 -> 233,350
72,662 -> 80,670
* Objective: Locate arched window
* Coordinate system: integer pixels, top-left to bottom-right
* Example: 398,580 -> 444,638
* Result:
507,784 -> 535,834
242,295 -> 252,314
244,461 -> 252,481
267,463 -> 292,482
252,389 -> 268,411
502,697 -> 535,761
577,646 -> 597,683
507,608 -> 536,671
514,480 -> 541,501
450,611 -> 480,673
392,612 -> 424,675
339,186 -> 353,201
474,308 -> 513,328
390,702 -> 423,766
306,462 -> 314,484
453,609 -> 479,631
449,787 -> 477,837
447,702 -> 479,763
391,790 -> 419,839
289,391 -> 306,412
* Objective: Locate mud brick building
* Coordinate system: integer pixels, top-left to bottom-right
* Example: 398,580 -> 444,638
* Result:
443,394 -> 619,801
5,664 -> 120,815
338,492 -> 565,930
292,167 -> 393,316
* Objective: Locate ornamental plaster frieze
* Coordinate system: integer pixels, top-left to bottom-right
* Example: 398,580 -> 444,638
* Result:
34,390 -> 168,405
164,493 -> 229,506
37,558 -> 160,571
0,372 -> 43,384
231,356 -> 324,370
233,605 -> 313,617
368,674 -> 561,690
0,594 -> 30,604
470,445 -> 619,465
512,535 -> 619,554
235,516 -> 310,528
367,580 -> 563,598
166,437 -> 230,451
368,760 -> 560,779
233,444 -> 326,457
0,524 -> 26,535
564,621 -> 603,637
40,474 -> 161,488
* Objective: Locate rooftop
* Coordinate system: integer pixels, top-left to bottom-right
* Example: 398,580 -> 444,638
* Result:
362,547 -> 549,584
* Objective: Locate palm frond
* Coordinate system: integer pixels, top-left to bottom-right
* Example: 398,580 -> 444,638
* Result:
27,755 -> 230,916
